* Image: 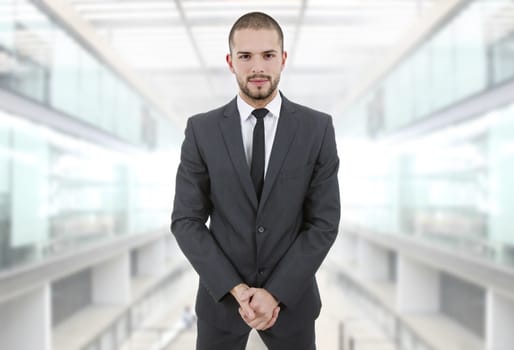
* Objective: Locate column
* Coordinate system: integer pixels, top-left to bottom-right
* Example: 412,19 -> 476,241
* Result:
136,238 -> 166,276
92,253 -> 130,304
486,290 -> 514,350
0,285 -> 51,350
396,255 -> 439,312
357,239 -> 389,281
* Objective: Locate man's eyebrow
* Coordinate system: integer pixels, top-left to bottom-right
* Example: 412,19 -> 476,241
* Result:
235,49 -> 278,55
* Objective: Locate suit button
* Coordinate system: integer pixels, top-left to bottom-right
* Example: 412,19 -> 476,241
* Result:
257,226 -> 265,233
258,269 -> 265,275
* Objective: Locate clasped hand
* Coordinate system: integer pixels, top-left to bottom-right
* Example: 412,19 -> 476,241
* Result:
231,284 -> 280,330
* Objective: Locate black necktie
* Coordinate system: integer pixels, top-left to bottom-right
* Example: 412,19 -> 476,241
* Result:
251,108 -> 268,201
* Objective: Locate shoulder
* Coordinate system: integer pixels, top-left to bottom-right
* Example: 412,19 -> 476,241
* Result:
284,98 -> 333,130
293,102 -> 330,119
187,98 -> 236,127
188,105 -> 223,126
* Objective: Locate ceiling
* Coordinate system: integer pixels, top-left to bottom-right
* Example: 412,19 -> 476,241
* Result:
66,0 -> 438,120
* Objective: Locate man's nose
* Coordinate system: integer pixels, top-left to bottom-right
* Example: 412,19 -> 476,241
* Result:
251,57 -> 265,73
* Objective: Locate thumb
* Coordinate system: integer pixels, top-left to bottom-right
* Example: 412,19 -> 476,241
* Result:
237,288 -> 256,319
240,288 -> 257,300
240,300 -> 255,320
239,287 -> 256,301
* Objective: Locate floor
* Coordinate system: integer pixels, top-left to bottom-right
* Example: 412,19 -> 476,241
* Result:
154,263 -> 397,350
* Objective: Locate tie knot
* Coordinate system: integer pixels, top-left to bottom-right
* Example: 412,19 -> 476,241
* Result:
252,108 -> 268,120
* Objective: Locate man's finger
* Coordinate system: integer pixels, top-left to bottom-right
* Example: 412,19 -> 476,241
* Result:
240,287 -> 257,301
239,308 -> 269,329
239,304 -> 255,322
248,316 -> 269,330
262,306 -> 280,330
239,307 -> 249,323
237,288 -> 257,319
239,301 -> 255,320
254,319 -> 270,330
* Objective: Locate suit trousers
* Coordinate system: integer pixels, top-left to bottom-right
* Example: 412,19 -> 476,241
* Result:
196,318 -> 316,350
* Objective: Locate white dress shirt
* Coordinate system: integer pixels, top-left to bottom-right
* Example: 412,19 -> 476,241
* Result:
237,92 -> 282,177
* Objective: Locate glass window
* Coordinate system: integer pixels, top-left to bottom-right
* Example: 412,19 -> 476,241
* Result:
454,2 -> 487,100
0,112 -> 11,268
412,45 -> 432,120
1,0 -> 173,148
155,112 -> 181,149
0,0 -> 16,90
488,103 -> 514,264
48,141 -> 122,248
98,66 -> 117,133
116,86 -> 141,144
10,0 -> 52,102
114,85 -> 131,140
50,30 -> 79,117
0,108 -> 177,273
400,134 -> 487,247
383,58 -> 414,131
78,50 -> 101,124
341,99 -> 369,139
490,32 -> 514,84
11,119 -> 49,259
382,73 -> 398,132
0,0 -> 179,274
482,0 -> 514,84
342,102 -> 514,267
0,113 -> 9,197
0,1 -> 15,50
339,0 -> 514,274
398,58 -> 415,127
430,23 -> 455,112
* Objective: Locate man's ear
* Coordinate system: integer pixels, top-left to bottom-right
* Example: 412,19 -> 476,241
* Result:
281,51 -> 288,70
226,53 -> 235,73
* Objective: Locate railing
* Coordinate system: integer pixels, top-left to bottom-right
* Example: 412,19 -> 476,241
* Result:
81,265 -> 188,350
332,267 -> 434,350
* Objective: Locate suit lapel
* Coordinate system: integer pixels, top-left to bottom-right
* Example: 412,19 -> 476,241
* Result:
218,98 -> 258,209
259,96 -> 299,209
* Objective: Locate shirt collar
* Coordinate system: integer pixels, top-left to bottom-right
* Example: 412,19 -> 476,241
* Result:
237,91 -> 282,123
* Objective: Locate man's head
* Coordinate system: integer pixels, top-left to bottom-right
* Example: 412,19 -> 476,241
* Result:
228,12 -> 284,54
226,12 -> 287,107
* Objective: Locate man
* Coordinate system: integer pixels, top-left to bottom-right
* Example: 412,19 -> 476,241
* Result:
171,12 -> 340,350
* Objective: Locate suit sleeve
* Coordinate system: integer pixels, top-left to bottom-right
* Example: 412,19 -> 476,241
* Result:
264,116 -> 340,307
171,118 -> 242,302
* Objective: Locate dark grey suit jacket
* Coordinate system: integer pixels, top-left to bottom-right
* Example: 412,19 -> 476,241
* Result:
171,93 -> 340,334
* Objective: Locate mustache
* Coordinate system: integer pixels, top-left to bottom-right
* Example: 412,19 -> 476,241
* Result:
247,75 -> 271,81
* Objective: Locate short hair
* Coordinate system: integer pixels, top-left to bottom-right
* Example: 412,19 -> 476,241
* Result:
228,12 -> 284,53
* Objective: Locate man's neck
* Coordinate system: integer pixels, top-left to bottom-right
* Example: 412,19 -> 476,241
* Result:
239,90 -> 278,109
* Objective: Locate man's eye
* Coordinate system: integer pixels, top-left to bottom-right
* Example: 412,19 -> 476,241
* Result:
239,55 -> 250,60
264,54 -> 275,59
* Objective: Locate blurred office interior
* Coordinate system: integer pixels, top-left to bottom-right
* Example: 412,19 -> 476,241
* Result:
0,0 -> 513,349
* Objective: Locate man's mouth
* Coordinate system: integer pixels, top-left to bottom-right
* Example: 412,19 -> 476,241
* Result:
249,78 -> 269,86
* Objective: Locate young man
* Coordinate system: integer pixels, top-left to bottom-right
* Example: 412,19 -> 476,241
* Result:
171,12 -> 340,350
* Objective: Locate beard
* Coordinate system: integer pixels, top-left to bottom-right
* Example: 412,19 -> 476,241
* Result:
238,74 -> 280,101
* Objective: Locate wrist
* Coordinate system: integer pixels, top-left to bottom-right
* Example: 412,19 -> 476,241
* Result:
230,283 -> 249,298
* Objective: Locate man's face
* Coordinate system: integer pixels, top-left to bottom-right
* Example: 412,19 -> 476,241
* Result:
226,28 -> 287,104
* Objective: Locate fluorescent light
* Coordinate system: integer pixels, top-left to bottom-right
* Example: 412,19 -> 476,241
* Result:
83,11 -> 179,20
183,0 -> 302,10
76,1 -> 176,12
